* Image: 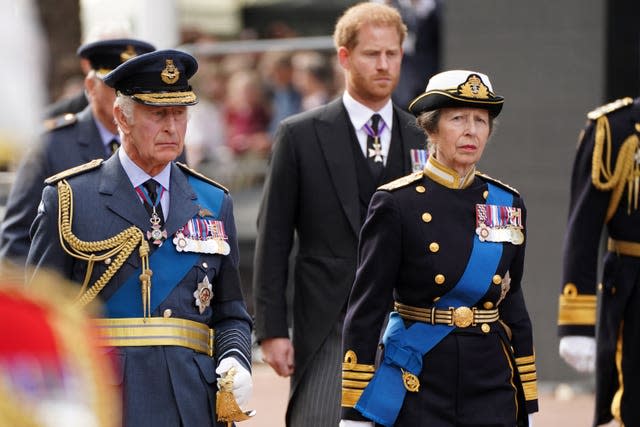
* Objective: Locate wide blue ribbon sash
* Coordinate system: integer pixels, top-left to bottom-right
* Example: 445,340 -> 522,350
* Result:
355,182 -> 513,426
105,176 -> 224,317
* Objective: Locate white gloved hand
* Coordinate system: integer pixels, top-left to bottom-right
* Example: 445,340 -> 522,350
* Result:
559,336 -> 596,373
216,357 -> 253,407
339,420 -> 374,427
528,413 -> 533,427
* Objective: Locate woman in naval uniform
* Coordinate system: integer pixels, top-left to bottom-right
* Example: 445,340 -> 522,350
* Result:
339,70 -> 538,427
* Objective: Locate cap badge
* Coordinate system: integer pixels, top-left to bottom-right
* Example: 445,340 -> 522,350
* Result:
120,45 -> 137,63
161,59 -> 180,84
458,74 -> 490,99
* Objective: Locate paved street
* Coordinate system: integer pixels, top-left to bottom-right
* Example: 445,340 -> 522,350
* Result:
240,363 -> 615,427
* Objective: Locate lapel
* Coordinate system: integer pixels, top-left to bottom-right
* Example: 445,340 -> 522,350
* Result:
76,107 -> 110,162
99,157 -> 200,236
164,163 -> 199,236
97,157 -> 200,268
315,98 -> 360,236
99,155 -> 149,230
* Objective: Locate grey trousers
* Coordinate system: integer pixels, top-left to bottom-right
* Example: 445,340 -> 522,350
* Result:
287,322 -> 342,427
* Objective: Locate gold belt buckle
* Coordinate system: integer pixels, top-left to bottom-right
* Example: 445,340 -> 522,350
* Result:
452,306 -> 474,328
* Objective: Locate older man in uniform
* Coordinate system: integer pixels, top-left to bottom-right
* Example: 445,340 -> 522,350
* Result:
0,38 -> 155,264
26,49 -> 253,427
558,96 -> 640,426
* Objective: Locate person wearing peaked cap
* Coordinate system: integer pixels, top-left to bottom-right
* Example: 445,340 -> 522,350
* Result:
340,70 -> 538,427
558,95 -> 640,426
44,38 -> 156,119
102,49 -> 198,106
0,38 -> 156,265
26,48 -> 253,427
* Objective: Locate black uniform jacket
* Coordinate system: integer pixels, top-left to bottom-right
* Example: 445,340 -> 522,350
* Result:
342,157 -> 538,424
559,97 -> 640,425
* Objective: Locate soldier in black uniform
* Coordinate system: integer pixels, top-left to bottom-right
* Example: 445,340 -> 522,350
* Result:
558,96 -> 640,426
340,70 -> 538,427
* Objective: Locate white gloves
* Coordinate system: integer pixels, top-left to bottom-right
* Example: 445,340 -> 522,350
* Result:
216,357 -> 253,407
528,413 -> 533,426
339,420 -> 374,427
559,336 -> 596,373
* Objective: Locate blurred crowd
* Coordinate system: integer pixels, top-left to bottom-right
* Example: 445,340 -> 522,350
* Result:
182,47 -> 342,191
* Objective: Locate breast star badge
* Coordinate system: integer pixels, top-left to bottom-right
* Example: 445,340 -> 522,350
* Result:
194,275 -> 213,314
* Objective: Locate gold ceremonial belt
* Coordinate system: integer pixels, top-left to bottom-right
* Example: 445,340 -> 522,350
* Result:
608,238 -> 640,257
394,301 -> 499,328
94,317 -> 214,357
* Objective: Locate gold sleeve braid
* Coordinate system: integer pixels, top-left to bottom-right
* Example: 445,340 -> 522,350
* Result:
341,350 -> 375,408
515,355 -> 538,401
591,115 -> 640,222
57,180 -> 153,317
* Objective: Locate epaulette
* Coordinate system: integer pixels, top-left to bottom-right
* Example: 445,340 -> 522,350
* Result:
378,171 -> 423,191
587,97 -> 634,120
176,162 -> 229,193
475,171 -> 520,196
44,159 -> 104,185
42,113 -> 77,132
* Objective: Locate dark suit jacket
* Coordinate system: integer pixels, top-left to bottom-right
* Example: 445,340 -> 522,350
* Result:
26,155 -> 251,427
253,97 -> 424,401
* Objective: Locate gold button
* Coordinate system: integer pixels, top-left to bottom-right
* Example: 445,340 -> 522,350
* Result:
483,190 -> 489,199
481,323 -> 491,333
421,212 -> 432,223
597,283 -> 603,291
435,274 -> 445,285
429,242 -> 440,253
104,258 -> 111,265
433,297 -> 441,302
611,286 -> 616,295
492,275 -> 502,285
163,309 -> 172,318
415,185 -> 426,193
483,301 -> 494,309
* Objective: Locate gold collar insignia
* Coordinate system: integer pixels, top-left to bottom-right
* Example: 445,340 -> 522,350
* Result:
424,156 -> 475,189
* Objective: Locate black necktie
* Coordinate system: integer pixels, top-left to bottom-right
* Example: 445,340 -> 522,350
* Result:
142,179 -> 164,228
366,114 -> 384,180
109,138 -> 120,155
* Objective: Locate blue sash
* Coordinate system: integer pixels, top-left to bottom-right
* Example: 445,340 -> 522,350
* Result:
105,176 -> 225,317
355,183 -> 513,426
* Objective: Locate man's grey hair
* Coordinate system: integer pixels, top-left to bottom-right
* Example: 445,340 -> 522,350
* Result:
114,94 -> 135,136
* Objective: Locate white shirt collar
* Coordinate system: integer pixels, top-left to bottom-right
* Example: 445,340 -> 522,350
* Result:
118,148 -> 171,191
342,91 -> 393,132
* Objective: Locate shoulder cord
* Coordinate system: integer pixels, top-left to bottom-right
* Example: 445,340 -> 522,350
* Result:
57,180 -> 153,316
591,116 -> 640,222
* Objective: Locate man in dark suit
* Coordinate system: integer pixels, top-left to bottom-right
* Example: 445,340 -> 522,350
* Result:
0,38 -> 155,263
26,49 -> 253,427
253,3 -> 426,426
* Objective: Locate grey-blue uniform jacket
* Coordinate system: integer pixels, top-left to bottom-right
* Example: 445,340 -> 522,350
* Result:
341,159 -> 538,426
26,154 -> 252,427
0,106 -> 107,262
